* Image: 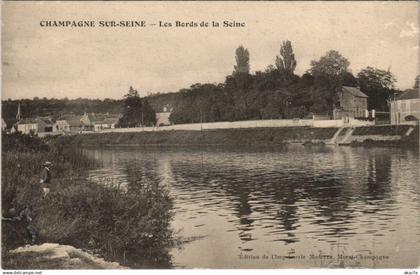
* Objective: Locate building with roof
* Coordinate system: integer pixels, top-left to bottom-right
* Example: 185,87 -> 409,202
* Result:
93,116 -> 120,131
55,120 -> 70,132
37,117 -> 56,133
15,118 -> 39,135
13,117 -> 58,135
57,114 -> 82,133
389,89 -> 420,124
333,86 -> 368,119
156,104 -> 172,126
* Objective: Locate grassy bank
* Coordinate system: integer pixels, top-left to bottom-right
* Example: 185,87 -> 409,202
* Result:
52,125 -> 419,148
350,125 -> 419,148
2,133 -> 174,269
54,127 -> 339,147
352,125 -> 412,136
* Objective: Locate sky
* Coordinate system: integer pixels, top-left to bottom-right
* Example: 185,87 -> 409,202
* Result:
2,1 -> 419,100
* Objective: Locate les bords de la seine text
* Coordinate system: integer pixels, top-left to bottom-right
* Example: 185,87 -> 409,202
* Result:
39,20 -> 246,28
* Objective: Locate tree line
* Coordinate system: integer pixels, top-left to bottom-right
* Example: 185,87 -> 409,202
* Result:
168,41 -> 416,124
2,40 -> 418,127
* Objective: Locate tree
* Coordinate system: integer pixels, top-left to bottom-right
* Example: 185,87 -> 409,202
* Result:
233,45 -> 250,75
275,40 -> 297,75
118,86 -> 156,127
357,67 -> 397,111
310,50 -> 350,78
414,75 -> 419,90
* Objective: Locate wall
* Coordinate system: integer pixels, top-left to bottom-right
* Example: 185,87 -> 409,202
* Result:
336,90 -> 367,119
17,123 -> 38,134
313,120 -> 344,128
156,112 -> 171,126
390,99 -> 420,124
347,118 -> 375,127
93,118 -> 374,134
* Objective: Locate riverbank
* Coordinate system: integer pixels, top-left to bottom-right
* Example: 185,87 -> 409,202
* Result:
53,125 -> 419,148
4,243 -> 126,269
2,133 -> 174,269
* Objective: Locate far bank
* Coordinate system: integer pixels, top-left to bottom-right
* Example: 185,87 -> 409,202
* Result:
52,125 -> 419,148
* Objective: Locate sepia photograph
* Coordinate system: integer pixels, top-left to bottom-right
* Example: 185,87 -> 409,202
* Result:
1,1 -> 419,271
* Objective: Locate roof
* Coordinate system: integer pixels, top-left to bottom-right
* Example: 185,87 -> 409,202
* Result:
103,117 -> 119,124
397,89 -> 419,100
342,86 -> 368,98
56,120 -> 70,126
17,118 -> 38,124
37,117 -> 55,125
59,115 -> 82,127
88,113 -> 108,122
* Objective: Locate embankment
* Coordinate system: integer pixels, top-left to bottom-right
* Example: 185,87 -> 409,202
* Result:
55,127 -> 338,147
54,125 -> 419,148
4,243 -> 126,269
2,133 -> 174,269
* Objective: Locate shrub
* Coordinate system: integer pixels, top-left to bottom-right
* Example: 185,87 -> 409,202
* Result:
2,134 -> 174,268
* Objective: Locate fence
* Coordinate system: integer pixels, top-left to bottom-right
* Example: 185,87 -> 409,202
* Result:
92,118 -> 374,134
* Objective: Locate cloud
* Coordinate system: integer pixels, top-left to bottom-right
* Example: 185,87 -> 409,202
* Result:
400,21 -> 419,38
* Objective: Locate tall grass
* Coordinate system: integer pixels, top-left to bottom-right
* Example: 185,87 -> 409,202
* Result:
2,133 -> 174,268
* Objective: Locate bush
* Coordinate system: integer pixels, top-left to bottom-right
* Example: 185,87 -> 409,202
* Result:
2,134 -> 174,268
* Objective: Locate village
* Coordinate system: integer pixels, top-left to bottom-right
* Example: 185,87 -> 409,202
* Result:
2,85 -> 419,138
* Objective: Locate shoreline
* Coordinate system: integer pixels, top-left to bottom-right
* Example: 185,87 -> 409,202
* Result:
52,125 -> 419,148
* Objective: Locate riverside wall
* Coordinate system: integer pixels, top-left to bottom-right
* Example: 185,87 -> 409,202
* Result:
86,118 -> 374,134
54,124 -> 418,148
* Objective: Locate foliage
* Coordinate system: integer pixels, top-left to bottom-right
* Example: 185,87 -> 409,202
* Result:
275,40 -> 297,77
414,75 -> 419,90
357,67 -> 397,111
310,50 -> 350,78
1,43 -> 406,126
233,45 -> 250,76
118,87 -> 157,127
2,134 -> 174,268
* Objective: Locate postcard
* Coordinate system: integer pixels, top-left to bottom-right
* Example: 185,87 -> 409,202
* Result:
1,1 -> 419,271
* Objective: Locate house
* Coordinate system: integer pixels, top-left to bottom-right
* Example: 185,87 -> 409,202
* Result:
37,117 -> 56,133
80,113 -> 95,131
59,115 -> 84,133
93,116 -> 120,131
84,113 -> 120,132
14,117 -> 57,135
55,120 -> 70,132
16,118 -> 39,135
334,86 -> 368,119
390,89 -> 420,124
156,105 -> 172,126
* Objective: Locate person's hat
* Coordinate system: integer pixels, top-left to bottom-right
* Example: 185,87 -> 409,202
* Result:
43,161 -> 53,167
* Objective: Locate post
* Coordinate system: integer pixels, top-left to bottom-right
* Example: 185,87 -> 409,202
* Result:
200,108 -> 203,131
141,112 -> 144,131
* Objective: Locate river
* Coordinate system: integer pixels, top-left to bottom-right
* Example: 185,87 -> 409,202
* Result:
84,145 -> 419,268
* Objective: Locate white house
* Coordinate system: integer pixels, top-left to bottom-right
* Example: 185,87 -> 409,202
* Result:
156,105 -> 172,126
16,118 -> 39,135
390,89 -> 420,124
93,116 -> 120,132
55,120 -> 70,132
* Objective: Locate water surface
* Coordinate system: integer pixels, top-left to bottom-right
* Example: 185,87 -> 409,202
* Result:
85,145 -> 419,268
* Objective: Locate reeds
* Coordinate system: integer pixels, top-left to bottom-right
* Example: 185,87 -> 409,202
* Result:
2,133 -> 174,268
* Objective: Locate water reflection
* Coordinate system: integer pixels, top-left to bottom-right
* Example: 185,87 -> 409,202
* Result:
85,146 -> 419,268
